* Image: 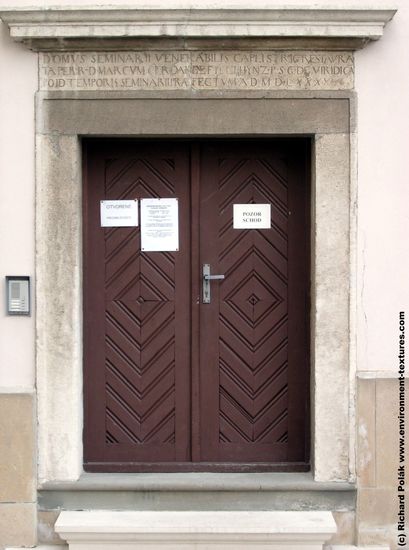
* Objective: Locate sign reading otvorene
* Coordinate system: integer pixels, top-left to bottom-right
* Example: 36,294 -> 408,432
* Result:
100,200 -> 138,227
141,198 -> 179,252
233,204 -> 271,229
40,51 -> 354,92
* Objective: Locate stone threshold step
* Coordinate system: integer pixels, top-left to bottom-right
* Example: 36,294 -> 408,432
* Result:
55,510 -> 336,549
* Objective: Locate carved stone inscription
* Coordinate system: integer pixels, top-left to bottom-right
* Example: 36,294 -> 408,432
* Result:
40,51 -> 354,92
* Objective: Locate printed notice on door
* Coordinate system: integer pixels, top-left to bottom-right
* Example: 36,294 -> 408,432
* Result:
233,204 -> 271,229
141,198 -> 179,251
100,199 -> 138,227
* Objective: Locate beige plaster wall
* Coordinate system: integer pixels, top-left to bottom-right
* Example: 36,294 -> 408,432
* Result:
355,3 -> 409,375
0,17 -> 36,388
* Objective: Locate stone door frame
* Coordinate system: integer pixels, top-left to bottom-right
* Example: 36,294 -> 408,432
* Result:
35,92 -> 355,484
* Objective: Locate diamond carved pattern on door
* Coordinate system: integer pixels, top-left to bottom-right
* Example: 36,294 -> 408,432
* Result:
219,159 -> 289,447
84,142 -> 190,467
199,142 -> 309,465
104,157 -> 178,447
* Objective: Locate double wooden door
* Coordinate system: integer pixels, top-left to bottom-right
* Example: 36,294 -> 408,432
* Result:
83,139 -> 310,472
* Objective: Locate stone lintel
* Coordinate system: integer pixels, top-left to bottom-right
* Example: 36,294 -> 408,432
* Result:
0,7 -> 397,52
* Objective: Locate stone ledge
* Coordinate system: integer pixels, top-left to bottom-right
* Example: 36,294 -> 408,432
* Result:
55,510 -> 336,548
358,370 -> 409,379
0,7 -> 397,51
39,471 -> 354,492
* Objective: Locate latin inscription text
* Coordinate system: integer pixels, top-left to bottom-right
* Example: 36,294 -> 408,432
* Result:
40,51 -> 354,91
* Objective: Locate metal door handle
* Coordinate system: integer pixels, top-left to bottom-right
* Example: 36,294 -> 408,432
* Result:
204,274 -> 225,281
203,264 -> 224,304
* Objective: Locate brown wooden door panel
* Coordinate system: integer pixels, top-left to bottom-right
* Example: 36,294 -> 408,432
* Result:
83,139 -> 309,471
84,141 -> 191,466
199,141 -> 309,464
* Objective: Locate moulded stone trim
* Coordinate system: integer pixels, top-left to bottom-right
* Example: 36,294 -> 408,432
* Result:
0,7 -> 396,51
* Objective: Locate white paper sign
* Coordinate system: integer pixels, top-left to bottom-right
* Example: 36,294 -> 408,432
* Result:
141,198 -> 179,251
100,200 -> 138,227
233,204 -> 271,229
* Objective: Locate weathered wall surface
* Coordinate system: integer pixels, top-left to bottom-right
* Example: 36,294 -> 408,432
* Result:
355,3 -> 409,375
0,18 -> 36,389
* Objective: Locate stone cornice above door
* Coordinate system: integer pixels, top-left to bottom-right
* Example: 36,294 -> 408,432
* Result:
0,6 -> 396,51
